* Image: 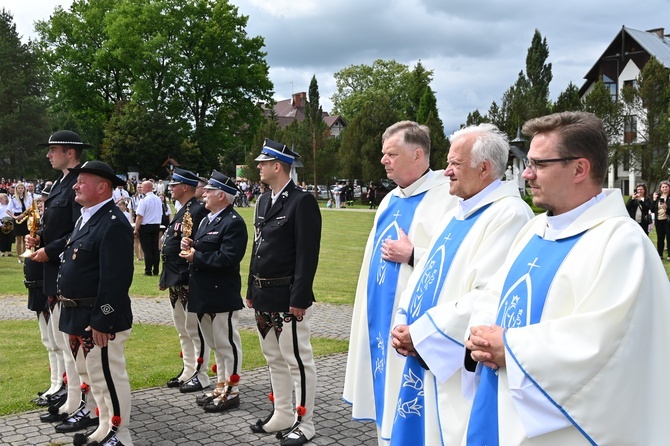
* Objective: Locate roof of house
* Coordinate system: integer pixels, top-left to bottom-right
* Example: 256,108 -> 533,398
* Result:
263,92 -> 346,130
625,27 -> 670,67
580,26 -> 670,95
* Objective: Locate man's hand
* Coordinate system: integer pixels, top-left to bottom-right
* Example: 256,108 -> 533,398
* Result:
30,248 -> 49,263
25,234 -> 40,249
289,306 -> 306,318
391,324 -> 416,357
179,247 -> 194,263
86,326 -> 112,348
246,298 -> 253,309
466,325 -> 506,369
381,229 -> 413,264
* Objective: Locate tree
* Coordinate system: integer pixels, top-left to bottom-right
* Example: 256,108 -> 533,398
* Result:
475,30 -> 553,138
417,87 -> 448,168
0,9 -> 51,179
36,0 -> 273,175
331,59 -> 412,121
620,57 -> 670,185
464,109 -> 490,127
304,75 -> 328,194
553,82 -> 583,113
338,95 -> 399,181
405,61 -> 434,121
100,102 -> 195,179
525,30 -> 552,118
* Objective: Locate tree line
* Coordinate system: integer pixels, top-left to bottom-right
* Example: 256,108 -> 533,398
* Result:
1,4 -> 668,188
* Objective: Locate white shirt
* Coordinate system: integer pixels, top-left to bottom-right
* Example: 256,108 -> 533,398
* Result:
136,191 -> 162,225
80,198 -> 114,228
112,187 -> 129,203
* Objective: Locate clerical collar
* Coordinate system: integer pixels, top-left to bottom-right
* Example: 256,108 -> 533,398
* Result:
398,169 -> 432,198
457,179 -> 502,219
80,198 -> 113,226
544,192 -> 606,239
270,179 -> 291,205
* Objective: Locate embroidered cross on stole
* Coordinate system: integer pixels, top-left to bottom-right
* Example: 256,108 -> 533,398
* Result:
390,204 -> 491,445
466,231 -> 586,445
366,192 -> 426,427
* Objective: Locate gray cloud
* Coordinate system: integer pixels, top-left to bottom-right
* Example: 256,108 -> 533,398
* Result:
9,0 -> 670,132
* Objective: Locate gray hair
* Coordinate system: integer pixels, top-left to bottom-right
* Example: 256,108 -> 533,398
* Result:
382,121 -> 431,156
450,124 -> 509,179
213,189 -> 236,204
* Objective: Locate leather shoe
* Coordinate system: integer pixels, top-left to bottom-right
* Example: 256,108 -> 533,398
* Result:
196,393 -> 216,406
203,394 -> 240,412
166,377 -> 183,388
73,430 -> 100,446
40,411 -> 67,423
280,429 -> 310,446
55,411 -> 99,433
179,376 -> 203,393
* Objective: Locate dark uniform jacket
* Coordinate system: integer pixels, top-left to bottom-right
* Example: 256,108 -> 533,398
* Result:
247,180 -> 322,312
188,204 -> 247,314
24,258 -> 47,312
58,200 -> 134,337
159,197 -> 208,288
41,168 -> 82,296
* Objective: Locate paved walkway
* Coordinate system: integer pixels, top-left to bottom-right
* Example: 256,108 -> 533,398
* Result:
0,297 -> 376,445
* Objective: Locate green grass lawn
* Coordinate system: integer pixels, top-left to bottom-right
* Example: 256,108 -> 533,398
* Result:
0,320 -> 348,416
0,206 -> 376,304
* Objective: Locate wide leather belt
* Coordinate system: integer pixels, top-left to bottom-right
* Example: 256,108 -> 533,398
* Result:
57,296 -> 96,308
253,275 -> 293,289
24,280 -> 44,289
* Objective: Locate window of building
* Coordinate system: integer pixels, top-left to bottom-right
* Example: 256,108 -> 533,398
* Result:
624,115 -> 637,144
602,74 -> 617,100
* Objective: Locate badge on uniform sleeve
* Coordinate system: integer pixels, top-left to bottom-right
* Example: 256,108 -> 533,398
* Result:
72,248 -> 78,260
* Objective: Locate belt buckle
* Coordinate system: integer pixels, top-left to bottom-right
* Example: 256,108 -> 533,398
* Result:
59,297 -> 77,308
254,277 -> 263,289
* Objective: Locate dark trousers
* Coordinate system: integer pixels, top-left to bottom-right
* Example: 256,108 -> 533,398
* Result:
139,224 -> 160,274
656,219 -> 669,257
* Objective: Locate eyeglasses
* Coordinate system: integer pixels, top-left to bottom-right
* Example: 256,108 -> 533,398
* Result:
523,157 -> 580,173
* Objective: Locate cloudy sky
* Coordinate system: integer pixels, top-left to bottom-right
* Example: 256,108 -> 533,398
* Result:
6,0 -> 670,133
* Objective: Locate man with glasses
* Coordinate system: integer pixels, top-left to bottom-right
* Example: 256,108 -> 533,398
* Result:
465,111 -> 670,445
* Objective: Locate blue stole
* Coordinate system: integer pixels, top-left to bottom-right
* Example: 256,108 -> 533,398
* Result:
367,192 -> 427,427
390,204 -> 491,445
466,232 -> 585,445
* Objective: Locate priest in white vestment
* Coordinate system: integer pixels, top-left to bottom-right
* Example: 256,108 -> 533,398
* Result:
389,124 -> 533,446
466,111 -> 670,445
343,121 -> 457,444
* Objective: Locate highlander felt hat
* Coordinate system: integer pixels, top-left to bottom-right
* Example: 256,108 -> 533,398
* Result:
168,168 -> 200,187
68,160 -> 125,187
203,170 -> 239,195
37,130 -> 93,148
255,138 -> 300,165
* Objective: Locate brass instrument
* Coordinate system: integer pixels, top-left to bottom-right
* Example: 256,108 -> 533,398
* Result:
14,207 -> 31,224
179,205 -> 193,256
1,217 -> 13,235
19,201 -> 41,258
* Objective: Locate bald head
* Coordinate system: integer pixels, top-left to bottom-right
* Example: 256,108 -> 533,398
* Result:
141,181 -> 153,194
